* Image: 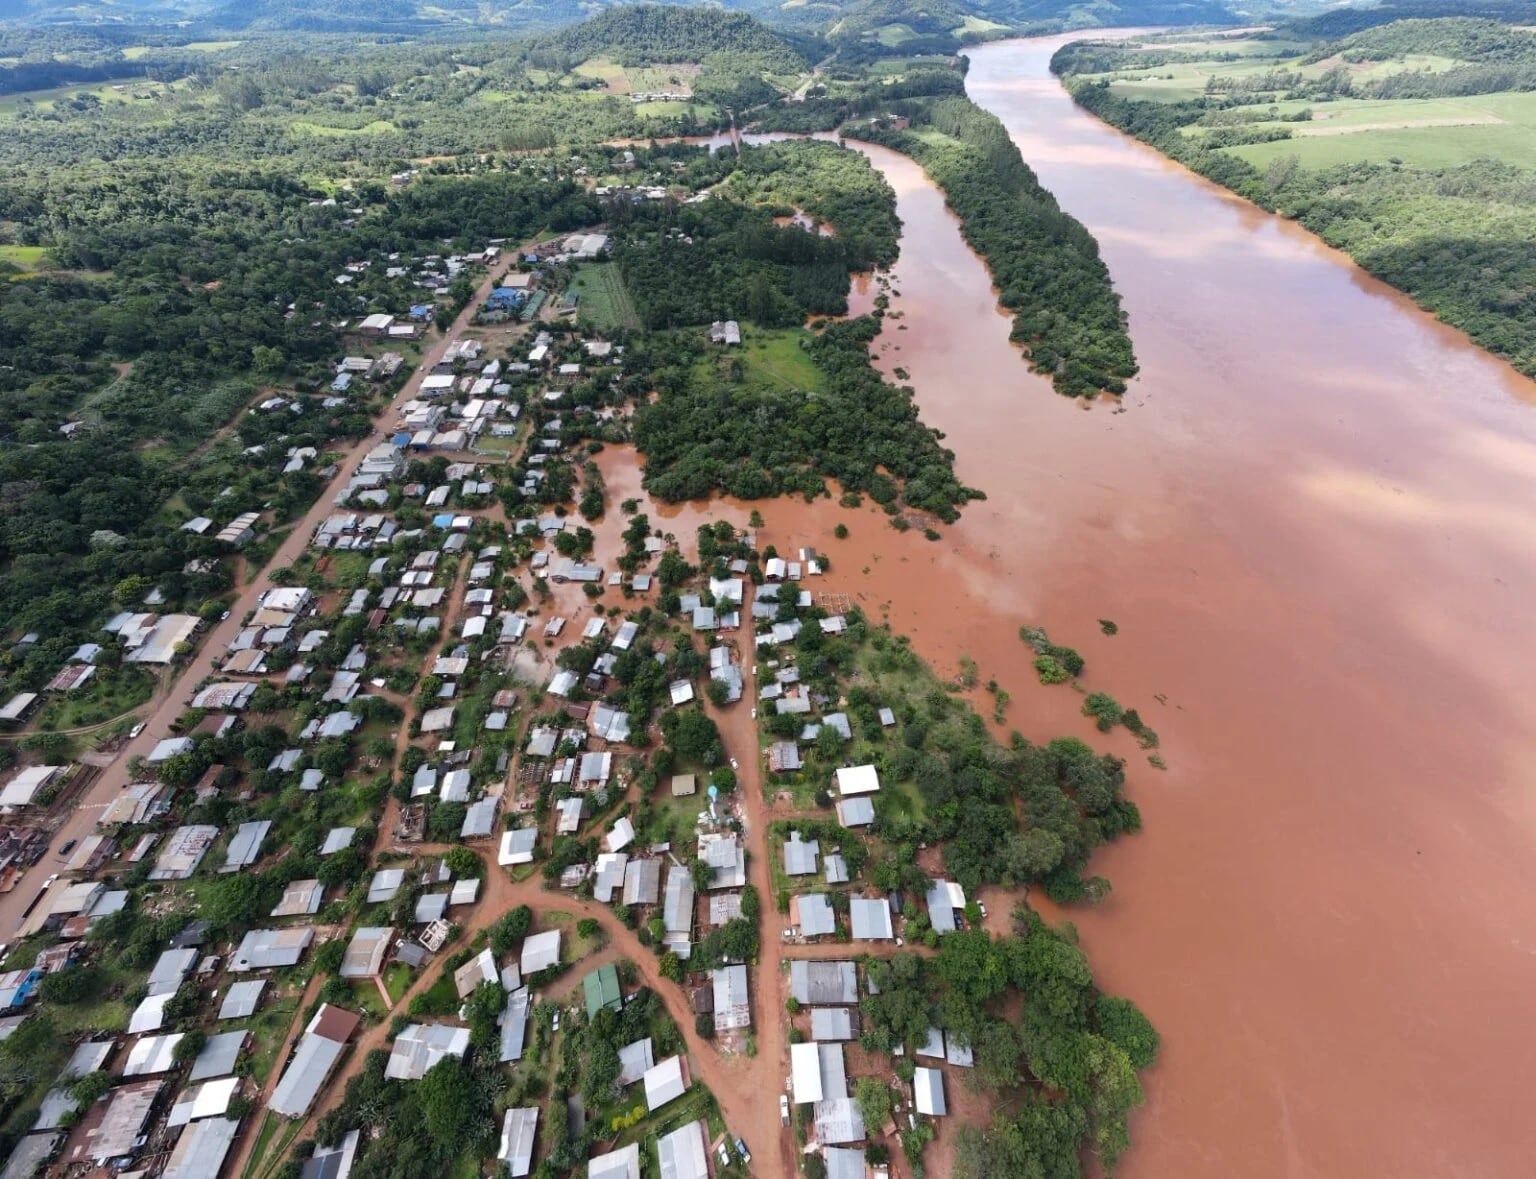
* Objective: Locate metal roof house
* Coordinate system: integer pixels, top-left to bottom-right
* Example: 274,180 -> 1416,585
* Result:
499,827 -> 537,866
188,1030 -> 247,1081
643,1055 -> 689,1111
811,1007 -> 858,1041
588,1144 -> 641,1179
834,764 -> 881,796
793,893 -> 837,938
270,1005 -> 360,1118
218,980 -> 266,1021
925,880 -> 966,934
159,1114 -> 240,1179
498,1106 -> 539,1177
663,865 -> 694,934
791,1041 -> 825,1104
835,797 -> 875,828
617,1038 -> 654,1086
783,832 -> 820,877
790,961 -> 858,1006
367,868 -> 405,904
520,929 -> 561,975
623,858 -> 661,906
497,984 -> 531,1062
584,963 -> 623,1017
850,897 -> 895,940
712,964 -> 750,1032
914,1066 -> 947,1116
231,927 -> 314,971
656,1119 -> 709,1179
386,1023 -> 471,1081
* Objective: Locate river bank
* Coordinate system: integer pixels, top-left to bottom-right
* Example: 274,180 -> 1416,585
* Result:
774,34 -> 1536,1178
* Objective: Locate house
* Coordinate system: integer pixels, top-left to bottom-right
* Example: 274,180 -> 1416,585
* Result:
790,961 -> 858,1006
607,816 -> 635,853
499,986 -> 532,1064
231,927 -> 314,971
499,827 -> 537,866
150,826 -> 219,880
670,774 -> 696,797
367,868 -> 405,903
850,897 -> 895,940
698,833 -> 745,889
272,880 -> 325,918
811,1007 -> 859,1042
784,832 -> 820,877
219,980 -> 266,1021
790,1041 -> 826,1104
270,1007 -> 362,1117
617,1038 -> 654,1086
594,853 -> 627,904
623,858 -> 661,906
188,1031 -> 248,1082
0,764 -> 63,809
86,1079 -> 164,1163
301,1131 -> 361,1179
712,964 -> 750,1032
159,1111 -> 240,1179
663,866 -> 694,935
925,880 -> 967,934
642,1055 -> 689,1111
708,320 -> 742,346
498,1107 -> 539,1178
656,1120 -> 709,1179
792,893 -> 837,938
456,949 -> 499,1000
386,1024 -> 471,1081
588,1145 -> 641,1179
836,797 -> 875,828
583,963 -> 622,1017
835,765 -> 880,796
340,927 -> 393,979
222,820 -> 270,872
520,929 -> 561,975
914,1066 -> 947,1116
768,742 -> 802,773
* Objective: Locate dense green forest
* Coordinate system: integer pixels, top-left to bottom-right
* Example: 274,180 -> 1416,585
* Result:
1055,20 -> 1536,377
852,96 -> 1137,396
631,318 -> 983,519
531,5 -> 809,71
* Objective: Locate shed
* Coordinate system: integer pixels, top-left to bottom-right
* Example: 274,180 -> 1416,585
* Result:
914,1066 -> 947,1116
498,1106 -> 539,1178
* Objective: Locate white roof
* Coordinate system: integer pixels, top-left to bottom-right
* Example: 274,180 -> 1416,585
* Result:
656,1118 -> 709,1179
123,1033 -> 184,1076
386,1023 -> 471,1081
791,1041 -> 823,1103
588,1144 -> 641,1179
499,827 -> 537,866
914,1066 -> 946,1115
642,1054 -> 688,1111
520,929 -> 561,974
835,764 -> 880,796
498,1106 -> 540,1177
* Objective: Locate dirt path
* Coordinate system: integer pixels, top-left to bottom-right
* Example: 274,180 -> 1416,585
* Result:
0,263 -> 510,936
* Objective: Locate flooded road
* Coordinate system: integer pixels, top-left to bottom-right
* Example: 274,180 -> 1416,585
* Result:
751,36 -> 1536,1179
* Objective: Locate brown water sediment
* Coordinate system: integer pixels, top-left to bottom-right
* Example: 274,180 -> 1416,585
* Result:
746,39 -> 1536,1179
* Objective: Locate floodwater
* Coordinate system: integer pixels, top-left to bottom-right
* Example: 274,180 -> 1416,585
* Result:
744,36 -> 1536,1179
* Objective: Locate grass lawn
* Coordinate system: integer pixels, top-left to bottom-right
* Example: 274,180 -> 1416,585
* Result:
350,979 -> 389,1020
570,262 -> 641,332
290,119 -> 396,136
243,991 -> 303,1084
0,244 -> 51,272
739,328 -> 827,394
383,961 -> 415,1006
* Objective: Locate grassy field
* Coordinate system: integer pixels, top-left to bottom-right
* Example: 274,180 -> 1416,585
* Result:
0,244 -> 51,273
32,667 -> 156,731
737,327 -> 827,394
290,119 -> 397,137
570,262 -> 641,331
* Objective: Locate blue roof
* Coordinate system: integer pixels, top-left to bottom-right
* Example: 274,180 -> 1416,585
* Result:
410,304 -> 433,319
431,513 -> 454,528
392,432 -> 411,447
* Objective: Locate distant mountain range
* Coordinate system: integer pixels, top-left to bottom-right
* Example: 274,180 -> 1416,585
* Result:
0,0 -> 1252,34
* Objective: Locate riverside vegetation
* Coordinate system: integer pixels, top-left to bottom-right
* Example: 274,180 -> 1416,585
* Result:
1054,12 -> 1536,378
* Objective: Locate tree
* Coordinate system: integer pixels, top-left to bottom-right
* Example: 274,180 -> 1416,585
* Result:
39,965 -> 102,1005
854,1076 -> 893,1133
662,709 -> 722,765
1096,995 -> 1160,1069
419,1056 -> 476,1148
70,1069 -> 112,1104
173,1030 -> 206,1064
658,951 -> 682,983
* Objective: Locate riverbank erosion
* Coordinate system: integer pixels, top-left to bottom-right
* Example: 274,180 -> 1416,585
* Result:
788,35 -> 1536,1179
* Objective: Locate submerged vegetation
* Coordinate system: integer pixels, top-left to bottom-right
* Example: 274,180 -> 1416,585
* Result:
851,96 -> 1138,397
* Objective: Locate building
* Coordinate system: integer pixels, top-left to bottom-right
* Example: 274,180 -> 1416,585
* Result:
340,927 -> 393,979
300,1130 -> 361,1179
790,960 -> 857,1006
588,1145 -> 641,1179
811,1007 -> 858,1041
925,880 -> 967,934
386,1024 -> 471,1081
642,1055 -> 689,1111
914,1066 -> 947,1116
520,929 -> 561,975
850,897 -> 895,941
498,1106 -> 539,1177
219,980 -> 266,1021
836,797 -> 875,828
270,1005 -> 361,1118
230,927 -> 314,971
0,764 -> 63,810
784,831 -> 820,877
656,1119 -> 709,1179
150,826 -> 219,881
834,764 -> 880,796
584,963 -> 622,1017
222,820 -> 271,872
792,893 -> 837,938
712,964 -> 750,1032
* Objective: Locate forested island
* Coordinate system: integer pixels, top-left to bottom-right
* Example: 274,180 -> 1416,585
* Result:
1054,14 -> 1536,378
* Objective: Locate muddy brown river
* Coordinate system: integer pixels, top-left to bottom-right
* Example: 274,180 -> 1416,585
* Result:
722,35 -> 1536,1179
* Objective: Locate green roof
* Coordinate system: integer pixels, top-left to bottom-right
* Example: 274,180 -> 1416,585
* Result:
583,963 -> 622,1017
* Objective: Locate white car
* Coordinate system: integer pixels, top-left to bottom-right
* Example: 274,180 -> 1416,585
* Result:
552,1009 -> 561,1031
729,758 -> 739,770
750,708 -> 756,719
779,1094 -> 790,1125
129,722 -> 145,739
